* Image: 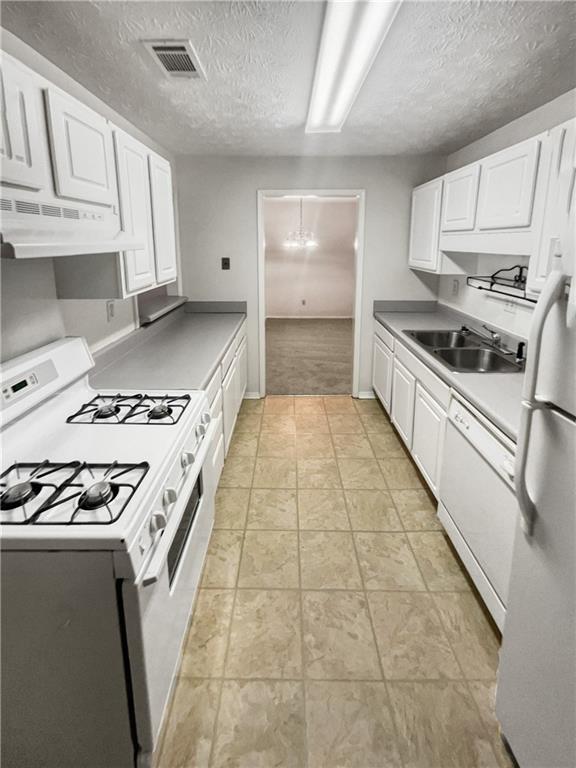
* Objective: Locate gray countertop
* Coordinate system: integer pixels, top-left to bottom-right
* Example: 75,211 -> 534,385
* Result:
90,307 -> 246,391
374,307 -> 525,442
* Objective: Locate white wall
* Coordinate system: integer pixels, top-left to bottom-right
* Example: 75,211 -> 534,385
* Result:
0,30 -> 176,362
264,197 -> 357,318
437,89 -> 576,339
446,88 -> 576,171
266,248 -> 355,318
437,256 -> 534,340
175,155 -> 445,395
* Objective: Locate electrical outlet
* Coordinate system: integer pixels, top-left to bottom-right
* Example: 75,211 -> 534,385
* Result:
504,300 -> 516,315
106,300 -> 115,323
452,279 -> 460,297
221,257 -> 230,270
301,299 -> 306,306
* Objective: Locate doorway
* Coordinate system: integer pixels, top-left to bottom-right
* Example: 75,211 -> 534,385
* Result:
257,190 -> 365,397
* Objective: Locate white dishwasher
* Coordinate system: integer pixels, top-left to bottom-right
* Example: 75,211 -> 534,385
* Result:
438,395 -> 518,631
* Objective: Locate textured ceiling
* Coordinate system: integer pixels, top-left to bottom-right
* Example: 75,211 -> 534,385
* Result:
264,197 -> 358,251
2,0 -> 575,156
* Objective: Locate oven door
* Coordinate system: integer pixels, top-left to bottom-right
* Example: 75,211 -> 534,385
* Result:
120,424 -> 216,761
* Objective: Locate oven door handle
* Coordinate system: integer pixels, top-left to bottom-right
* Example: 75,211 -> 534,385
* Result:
138,419 -> 217,588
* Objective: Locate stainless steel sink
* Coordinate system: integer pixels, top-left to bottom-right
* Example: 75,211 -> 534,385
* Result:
432,347 -> 523,373
406,329 -> 471,348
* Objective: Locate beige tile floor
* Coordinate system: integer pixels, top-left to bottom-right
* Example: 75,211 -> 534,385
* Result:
156,396 -> 514,768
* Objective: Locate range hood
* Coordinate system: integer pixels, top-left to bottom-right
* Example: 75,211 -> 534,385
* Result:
0,234 -> 145,259
0,194 -> 143,259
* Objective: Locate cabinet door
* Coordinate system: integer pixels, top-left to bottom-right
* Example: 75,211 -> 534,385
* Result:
528,121 -> 576,293
391,358 -> 416,448
441,164 -> 480,231
0,56 -> 48,190
477,138 -> 540,230
114,130 -> 156,294
45,88 -> 117,206
149,153 -> 178,285
408,179 -> 442,272
372,336 -> 393,414
412,383 -> 446,494
222,360 -> 238,455
236,339 -> 248,408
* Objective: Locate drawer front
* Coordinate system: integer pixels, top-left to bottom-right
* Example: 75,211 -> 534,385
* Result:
373,321 -> 394,351
205,367 -> 222,408
395,340 -> 450,410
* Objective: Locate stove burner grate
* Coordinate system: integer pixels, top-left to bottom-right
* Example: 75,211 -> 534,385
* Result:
67,394 -> 191,425
0,461 -> 149,525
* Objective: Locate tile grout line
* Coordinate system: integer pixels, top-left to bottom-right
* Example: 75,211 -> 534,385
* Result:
334,406 -> 408,768
205,405 -> 262,768
209,396 -> 502,767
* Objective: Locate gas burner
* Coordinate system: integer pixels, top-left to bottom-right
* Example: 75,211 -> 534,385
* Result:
0,461 -> 149,525
67,394 -> 191,425
0,481 -> 41,510
94,403 -> 120,420
147,403 -> 172,420
78,481 -> 119,511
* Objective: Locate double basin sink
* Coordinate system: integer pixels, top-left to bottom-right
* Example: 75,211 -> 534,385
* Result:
404,328 -> 524,373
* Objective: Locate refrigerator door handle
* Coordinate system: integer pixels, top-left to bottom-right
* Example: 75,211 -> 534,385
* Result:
515,253 -> 568,535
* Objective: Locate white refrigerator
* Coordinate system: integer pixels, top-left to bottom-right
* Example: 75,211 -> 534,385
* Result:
496,121 -> 576,767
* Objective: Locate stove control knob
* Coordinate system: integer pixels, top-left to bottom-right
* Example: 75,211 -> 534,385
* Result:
163,487 -> 177,509
201,412 -> 211,426
150,511 -> 167,536
181,451 -> 195,469
196,423 -> 207,439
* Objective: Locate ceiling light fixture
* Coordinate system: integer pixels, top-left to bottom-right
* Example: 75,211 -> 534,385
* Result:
283,198 -> 319,250
306,0 -> 402,134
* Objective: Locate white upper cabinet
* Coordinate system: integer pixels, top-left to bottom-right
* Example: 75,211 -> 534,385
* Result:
408,179 -> 442,272
528,119 -> 576,293
45,88 -> 117,207
441,164 -> 480,231
0,55 -> 49,191
476,138 -> 541,230
114,130 -> 156,294
149,153 -> 178,285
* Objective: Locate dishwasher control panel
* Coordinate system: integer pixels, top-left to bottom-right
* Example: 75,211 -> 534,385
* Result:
448,399 -> 516,489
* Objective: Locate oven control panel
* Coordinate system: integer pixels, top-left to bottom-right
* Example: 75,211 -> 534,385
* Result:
2,360 -> 57,405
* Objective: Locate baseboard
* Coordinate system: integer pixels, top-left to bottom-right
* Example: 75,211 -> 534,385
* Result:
357,390 -> 376,399
266,316 -> 354,320
244,391 -> 261,399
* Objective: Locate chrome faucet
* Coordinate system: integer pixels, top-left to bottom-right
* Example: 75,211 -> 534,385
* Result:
477,324 -> 502,348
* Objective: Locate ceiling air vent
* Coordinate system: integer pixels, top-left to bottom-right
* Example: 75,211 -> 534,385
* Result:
142,39 -> 205,80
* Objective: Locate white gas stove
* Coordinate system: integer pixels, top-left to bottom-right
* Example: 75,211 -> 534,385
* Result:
1,337 -> 217,768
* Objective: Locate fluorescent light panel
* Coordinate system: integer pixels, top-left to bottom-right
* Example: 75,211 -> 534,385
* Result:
306,0 -> 402,134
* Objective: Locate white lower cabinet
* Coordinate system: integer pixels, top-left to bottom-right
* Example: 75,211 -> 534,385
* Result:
373,327 -> 449,497
372,336 -> 393,414
221,326 -> 248,455
391,358 -> 416,448
412,383 -> 446,494
222,359 -> 237,455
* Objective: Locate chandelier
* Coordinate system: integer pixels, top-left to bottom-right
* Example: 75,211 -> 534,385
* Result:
283,198 -> 318,249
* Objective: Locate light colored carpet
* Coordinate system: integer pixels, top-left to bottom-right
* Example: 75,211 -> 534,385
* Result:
266,318 -> 353,395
